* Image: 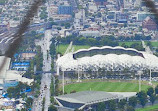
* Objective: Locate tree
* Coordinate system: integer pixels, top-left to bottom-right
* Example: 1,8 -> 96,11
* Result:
57,27 -> 61,30
78,37 -> 87,45
31,31 -> 36,35
48,105 -> 57,111
65,23 -> 71,29
150,94 -> 156,105
155,85 -> 158,95
147,87 -> 154,96
97,12 -> 102,17
108,100 -> 116,111
25,97 -> 33,108
97,102 -> 105,111
137,91 -> 148,107
125,105 -> 135,111
87,38 -> 97,46
128,97 -> 137,108
121,43 -> 129,48
118,99 -> 126,110
70,90 -> 76,93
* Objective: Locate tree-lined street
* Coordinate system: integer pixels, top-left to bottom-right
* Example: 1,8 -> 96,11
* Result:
32,30 -> 52,111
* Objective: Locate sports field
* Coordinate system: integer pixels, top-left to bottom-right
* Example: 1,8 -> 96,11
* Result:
119,41 -> 158,47
149,41 -> 158,47
64,81 -> 150,93
119,41 -> 141,46
56,41 -> 158,55
56,44 -> 90,55
136,104 -> 158,111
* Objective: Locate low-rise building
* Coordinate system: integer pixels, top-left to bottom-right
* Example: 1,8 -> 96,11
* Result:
142,16 -> 157,31
79,30 -> 100,37
55,91 -> 136,110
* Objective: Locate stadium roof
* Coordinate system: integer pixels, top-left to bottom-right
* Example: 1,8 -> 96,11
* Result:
57,46 -> 158,71
55,91 -> 119,104
55,91 -> 136,110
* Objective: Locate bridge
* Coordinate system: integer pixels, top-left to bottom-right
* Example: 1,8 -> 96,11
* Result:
35,71 -> 55,74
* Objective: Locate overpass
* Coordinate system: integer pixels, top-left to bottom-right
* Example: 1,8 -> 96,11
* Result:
35,71 -> 55,74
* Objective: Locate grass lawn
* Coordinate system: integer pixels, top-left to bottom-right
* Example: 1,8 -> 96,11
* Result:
56,44 -> 90,55
64,81 -> 150,93
149,41 -> 158,47
119,41 -> 142,46
119,41 -> 158,47
136,104 -> 158,111
56,41 -> 158,55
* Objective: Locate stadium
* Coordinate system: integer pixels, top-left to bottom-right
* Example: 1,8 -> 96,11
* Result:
56,46 -> 158,72
55,46 -> 157,110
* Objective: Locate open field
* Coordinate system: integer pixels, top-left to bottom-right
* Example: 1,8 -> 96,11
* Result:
56,41 -> 158,55
56,44 -> 90,55
149,41 -> 158,47
119,41 -> 158,47
119,41 -> 141,46
136,104 -> 158,111
64,81 -> 150,93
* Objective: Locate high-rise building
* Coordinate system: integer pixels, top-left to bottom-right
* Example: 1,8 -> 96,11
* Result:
58,5 -> 73,15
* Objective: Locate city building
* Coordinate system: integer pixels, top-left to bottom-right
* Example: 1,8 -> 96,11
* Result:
11,62 -> 30,71
142,16 -> 157,31
52,14 -> 72,22
58,5 -> 73,15
107,11 -> 116,21
116,13 -> 128,23
0,56 -> 33,92
79,30 -> 100,37
137,12 -> 155,21
94,0 -> 107,6
19,52 -> 36,60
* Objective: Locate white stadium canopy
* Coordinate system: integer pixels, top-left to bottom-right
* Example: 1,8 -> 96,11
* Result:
57,46 -> 158,72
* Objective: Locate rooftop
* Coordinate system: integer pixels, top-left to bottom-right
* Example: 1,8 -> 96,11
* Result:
55,91 -> 119,104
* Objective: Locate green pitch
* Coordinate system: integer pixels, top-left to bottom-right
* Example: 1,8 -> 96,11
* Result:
64,81 -> 150,93
56,44 -> 90,55
119,41 -> 141,46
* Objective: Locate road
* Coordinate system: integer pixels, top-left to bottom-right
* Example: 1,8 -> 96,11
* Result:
142,41 -> 153,54
32,30 -> 52,111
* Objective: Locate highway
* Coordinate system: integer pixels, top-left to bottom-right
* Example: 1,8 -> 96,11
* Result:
32,30 -> 52,111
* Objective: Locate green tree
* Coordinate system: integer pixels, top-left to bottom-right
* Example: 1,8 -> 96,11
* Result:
137,91 -> 148,107
150,94 -> 156,105
155,85 -> 158,95
88,38 -> 97,46
78,37 -> 87,45
118,99 -> 126,110
128,97 -> 137,108
108,100 -> 116,111
125,105 -> 135,111
25,97 -> 33,108
65,23 -> 71,29
121,43 -> 129,48
147,87 -> 154,96
97,102 -> 105,111
48,105 -> 57,111
57,27 -> 61,30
